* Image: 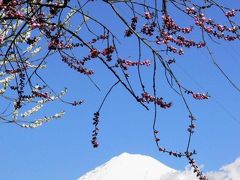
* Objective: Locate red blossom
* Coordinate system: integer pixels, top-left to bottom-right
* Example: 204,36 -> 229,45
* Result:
90,49 -> 100,58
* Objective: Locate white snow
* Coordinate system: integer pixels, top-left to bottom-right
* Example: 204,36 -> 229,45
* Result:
78,153 -> 240,180
78,152 -> 177,180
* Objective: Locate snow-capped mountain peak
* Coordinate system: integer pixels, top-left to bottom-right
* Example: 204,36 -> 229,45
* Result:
78,152 -> 177,180
78,153 -> 240,180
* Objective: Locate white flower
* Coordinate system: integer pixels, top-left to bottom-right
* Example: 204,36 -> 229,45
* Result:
20,111 -> 65,128
21,104 -> 43,118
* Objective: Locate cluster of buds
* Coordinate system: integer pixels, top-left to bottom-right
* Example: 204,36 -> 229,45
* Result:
154,130 -> 182,157
102,45 -> 115,61
156,15 -> 206,56
13,71 -> 26,110
48,39 -> 73,50
186,155 -> 207,180
158,146 -> 183,158
118,59 -> 151,69
91,112 -> 100,148
185,90 -> 210,100
167,45 -> 184,55
187,123 -> 196,134
76,48 -> 102,66
32,91 -> 51,99
225,9 -> 238,17
102,45 -> 115,56
155,129 -> 183,158
71,100 -> 84,106
167,59 -> 176,64
144,12 -> 153,20
162,15 -> 192,33
62,55 -> 94,75
139,92 -> 172,109
125,17 -> 138,37
89,34 -> 109,44
162,15 -> 179,30
194,13 -> 238,41
172,35 -> 205,48
90,48 -> 100,58
117,59 -> 150,71
141,22 -> 156,36
192,93 -> 209,100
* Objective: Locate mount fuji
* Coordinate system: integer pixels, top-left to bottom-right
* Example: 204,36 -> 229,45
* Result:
77,152 -> 198,180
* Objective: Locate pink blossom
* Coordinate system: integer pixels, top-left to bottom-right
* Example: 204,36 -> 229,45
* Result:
216,24 -> 225,32
144,12 -> 153,19
225,10 -> 236,17
192,93 -> 209,100
31,22 -> 41,29
186,7 -> 196,14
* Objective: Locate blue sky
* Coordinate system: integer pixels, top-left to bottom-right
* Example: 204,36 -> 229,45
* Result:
0,1 -> 240,180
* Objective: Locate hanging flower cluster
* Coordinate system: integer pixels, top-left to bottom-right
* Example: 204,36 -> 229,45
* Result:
154,129 -> 184,158
225,9 -> 238,17
186,154 -> 207,180
185,7 -> 239,41
192,93 -> 210,100
91,112 -> 100,148
61,55 -> 94,75
101,45 -> 115,61
125,17 -> 138,37
139,92 -> 172,109
185,90 -> 210,100
118,58 -> 151,70
141,22 -> 156,36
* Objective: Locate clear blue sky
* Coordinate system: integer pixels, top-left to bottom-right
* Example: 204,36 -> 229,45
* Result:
0,1 -> 240,180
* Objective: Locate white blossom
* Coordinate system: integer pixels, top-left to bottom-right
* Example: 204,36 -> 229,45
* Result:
21,104 -> 43,118
21,111 -> 65,128
0,75 -> 15,84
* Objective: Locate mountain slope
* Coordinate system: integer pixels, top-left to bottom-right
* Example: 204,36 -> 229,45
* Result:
78,152 -> 179,180
78,153 -> 240,180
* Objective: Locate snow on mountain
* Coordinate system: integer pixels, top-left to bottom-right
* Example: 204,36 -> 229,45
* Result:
78,153 -> 240,180
78,152 -> 194,180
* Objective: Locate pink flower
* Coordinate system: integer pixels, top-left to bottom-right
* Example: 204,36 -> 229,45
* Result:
186,7 -> 196,14
145,12 -> 153,19
225,10 -> 236,17
144,59 -> 151,66
31,22 -> 41,29
205,27 -> 213,33
216,24 -> 225,32
192,93 -> 209,100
